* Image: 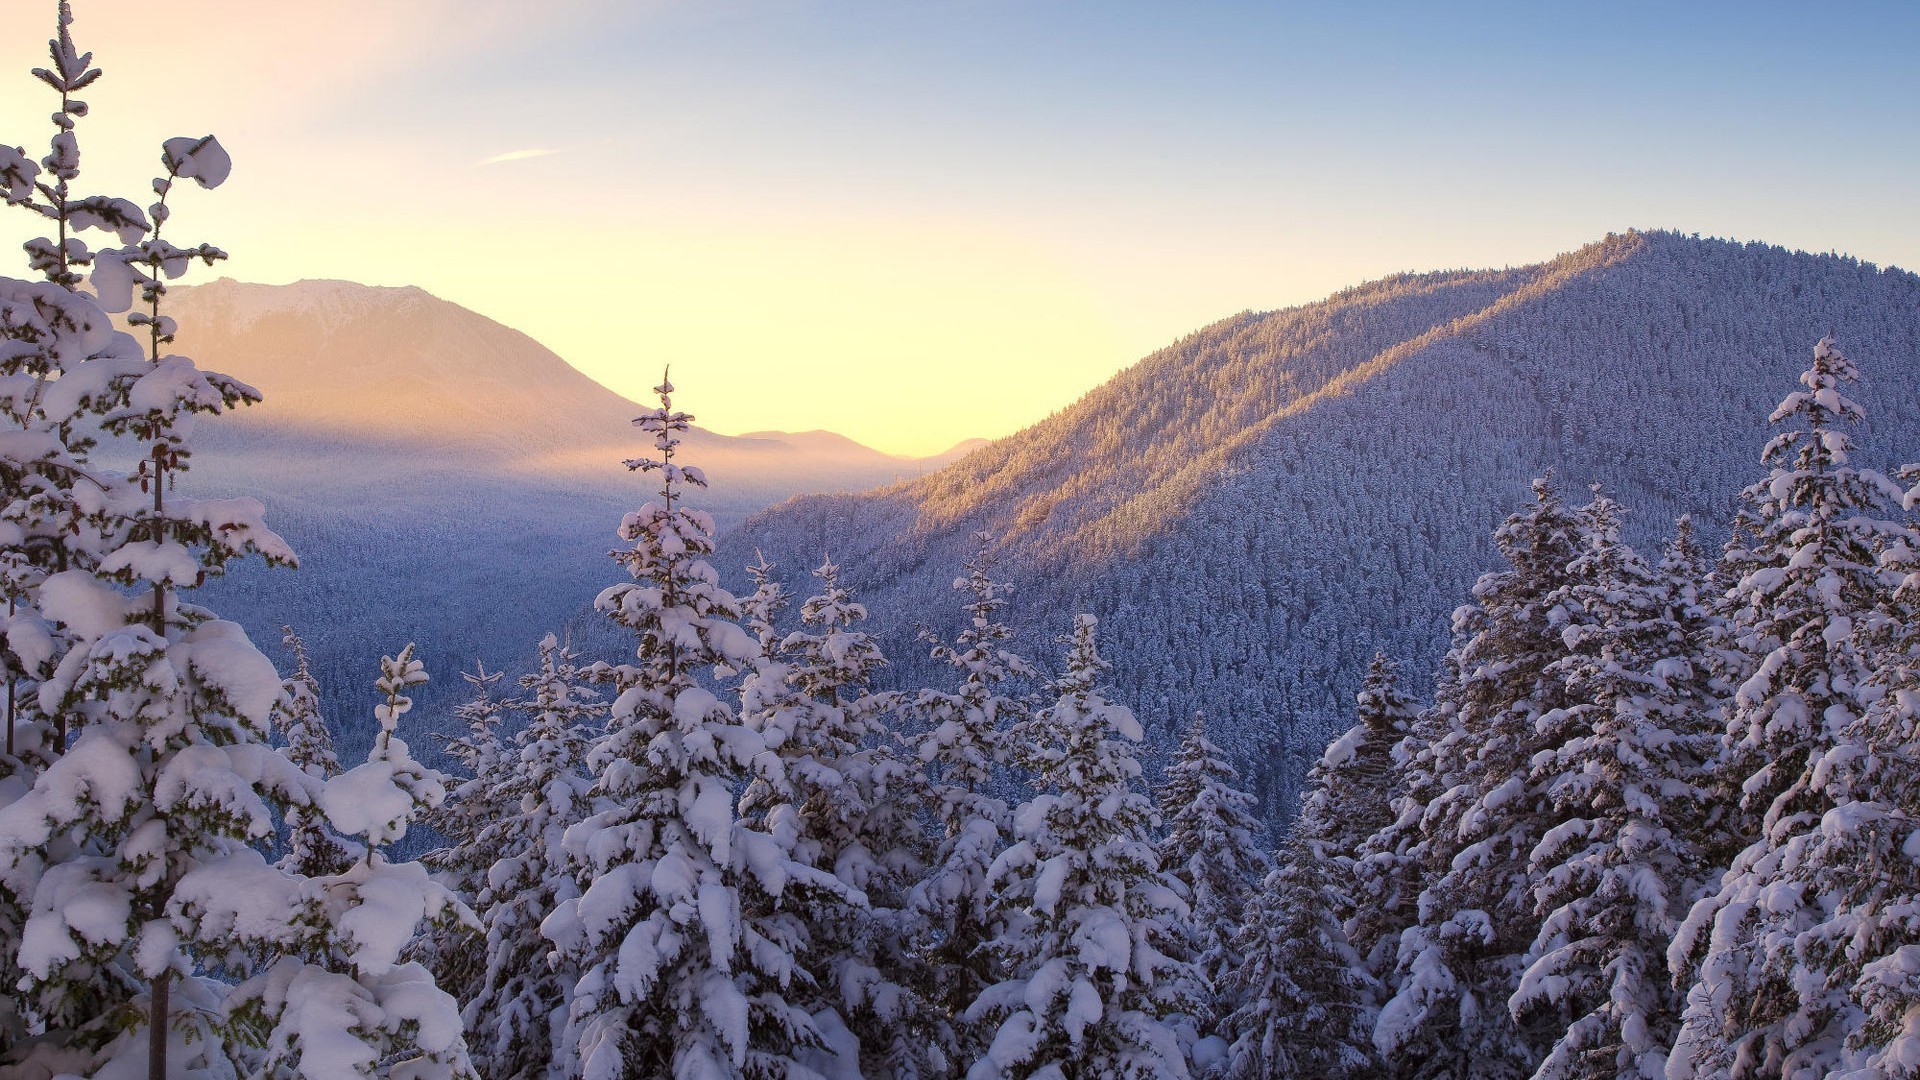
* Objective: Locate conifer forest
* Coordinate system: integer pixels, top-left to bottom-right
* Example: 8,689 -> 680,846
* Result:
4,5 -> 1920,1080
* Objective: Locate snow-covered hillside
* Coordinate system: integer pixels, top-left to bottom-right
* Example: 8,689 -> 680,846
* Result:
722,231 -> 1920,811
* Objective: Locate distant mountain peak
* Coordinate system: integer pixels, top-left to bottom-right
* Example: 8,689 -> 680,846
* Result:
725,229 -> 1920,777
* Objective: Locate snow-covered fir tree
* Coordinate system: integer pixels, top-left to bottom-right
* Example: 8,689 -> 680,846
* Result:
274,627 -> 356,878
1507,496 -> 1720,1080
968,615 -> 1192,1080
1703,336 -> 1906,850
1770,517 -> 1920,1078
740,557 -> 935,1077
1315,653 -> 1419,982
464,633 -> 605,1080
432,662 -> 509,890
0,9 -> 324,1072
1155,713 -> 1268,1028
1668,338 -> 1915,1080
198,644 -> 476,1079
1352,671 -> 1451,1007
1373,475 -> 1584,1079
904,533 -> 1035,1069
424,661 -> 510,1005
542,376 -> 846,1079
1219,832 -> 1380,1080
738,551 -> 792,659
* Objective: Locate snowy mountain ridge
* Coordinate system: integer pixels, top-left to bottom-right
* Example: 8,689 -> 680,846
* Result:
722,230 -> 1920,810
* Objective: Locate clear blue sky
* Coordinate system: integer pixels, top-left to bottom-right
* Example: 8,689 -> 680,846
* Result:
2,0 -> 1915,453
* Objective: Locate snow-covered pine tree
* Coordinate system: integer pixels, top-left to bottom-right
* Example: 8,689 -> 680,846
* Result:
1703,335 -> 1905,852
1507,497 -> 1719,1080
274,627 -> 356,878
198,644 -> 477,1079
464,633 -> 605,1080
741,557 -> 935,1077
542,376 -> 845,1079
968,615 -> 1192,1080
1313,653 -> 1419,982
0,7 -> 311,1072
1776,516 -> 1920,1078
423,661 -> 510,1005
1374,475 -> 1583,1079
739,551 -> 792,658
432,662 -> 508,889
1155,713 -> 1268,1029
1219,832 -> 1380,1080
1668,339 -> 1915,1080
1350,671 -> 1453,1007
905,533 -> 1035,1070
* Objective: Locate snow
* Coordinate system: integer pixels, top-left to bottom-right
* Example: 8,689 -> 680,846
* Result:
161,135 -> 231,189
323,757 -> 419,845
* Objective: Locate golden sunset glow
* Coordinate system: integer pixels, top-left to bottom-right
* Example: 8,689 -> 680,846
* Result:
1,1 -> 1915,455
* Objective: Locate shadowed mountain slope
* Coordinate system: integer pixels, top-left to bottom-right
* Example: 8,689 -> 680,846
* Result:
722,231 -> 1920,810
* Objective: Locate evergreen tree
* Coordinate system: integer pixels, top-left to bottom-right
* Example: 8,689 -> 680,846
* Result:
1220,834 -> 1381,1080
0,8 -> 318,1073
1792,539 -> 1920,1078
274,627 -> 356,878
542,376 -> 844,1079
1316,654 -> 1419,981
423,661 -> 510,1005
968,615 -> 1192,1080
206,644 -> 477,1079
1669,339 -> 1915,1079
1705,336 -> 1904,849
1374,476 -> 1583,1079
742,558 -> 935,1076
465,633 -> 605,1080
1155,713 -> 1268,1028
738,551 -> 792,658
905,533 -> 1035,1070
1507,500 -> 1719,1079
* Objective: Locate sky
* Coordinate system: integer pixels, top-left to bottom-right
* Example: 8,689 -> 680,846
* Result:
0,1 -> 1916,456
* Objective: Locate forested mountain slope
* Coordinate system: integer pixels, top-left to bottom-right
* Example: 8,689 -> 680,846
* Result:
161,279 -> 970,753
722,231 -> 1920,810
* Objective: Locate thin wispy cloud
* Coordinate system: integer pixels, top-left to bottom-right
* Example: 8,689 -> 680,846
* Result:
476,148 -> 562,167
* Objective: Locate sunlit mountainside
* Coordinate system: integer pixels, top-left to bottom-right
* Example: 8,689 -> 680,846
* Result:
724,230 -> 1920,809
166,278 -> 975,747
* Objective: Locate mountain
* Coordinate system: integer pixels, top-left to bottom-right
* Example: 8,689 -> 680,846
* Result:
171,278 -> 967,513
721,231 -> 1920,813
161,278 -> 966,754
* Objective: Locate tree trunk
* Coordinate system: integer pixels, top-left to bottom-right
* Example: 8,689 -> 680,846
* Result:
148,968 -> 169,1080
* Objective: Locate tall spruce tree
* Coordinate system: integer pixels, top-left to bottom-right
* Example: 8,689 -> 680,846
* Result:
1705,336 -> 1904,850
905,533 -> 1034,1070
1669,339 -> 1914,1080
542,376 -> 845,1079
1508,498 -> 1720,1079
0,7 -> 338,1074
274,627 -> 356,879
465,633 -> 605,1080
1155,713 -> 1268,1028
1220,833 -> 1381,1080
1374,476 -> 1583,1079
740,557 -> 935,1076
968,615 -> 1192,1080
1316,654 -> 1419,982
206,645 -> 477,1079
424,661 -> 509,1005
